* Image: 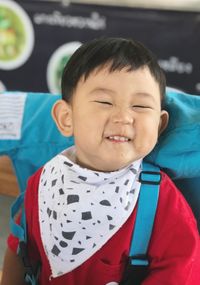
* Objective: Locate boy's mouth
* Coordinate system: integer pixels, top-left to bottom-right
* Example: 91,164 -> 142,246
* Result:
106,135 -> 131,142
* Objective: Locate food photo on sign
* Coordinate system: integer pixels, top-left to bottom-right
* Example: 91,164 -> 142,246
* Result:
0,0 -> 35,71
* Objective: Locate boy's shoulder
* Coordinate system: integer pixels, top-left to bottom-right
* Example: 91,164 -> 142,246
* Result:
25,152 -> 65,197
157,171 -> 197,226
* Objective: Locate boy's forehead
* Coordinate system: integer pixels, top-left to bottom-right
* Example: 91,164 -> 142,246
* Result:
80,64 -> 156,86
79,66 -> 128,87
75,65 -> 161,102
83,62 -> 117,79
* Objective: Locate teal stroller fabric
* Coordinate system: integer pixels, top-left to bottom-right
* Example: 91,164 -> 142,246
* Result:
0,92 -> 73,192
146,90 -> 200,179
146,90 -> 200,229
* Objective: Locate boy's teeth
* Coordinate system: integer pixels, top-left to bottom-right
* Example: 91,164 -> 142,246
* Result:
109,136 -> 129,142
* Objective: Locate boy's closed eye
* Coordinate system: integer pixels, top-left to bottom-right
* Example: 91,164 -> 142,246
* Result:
93,101 -> 153,110
132,105 -> 153,109
94,100 -> 113,106
92,99 -> 153,110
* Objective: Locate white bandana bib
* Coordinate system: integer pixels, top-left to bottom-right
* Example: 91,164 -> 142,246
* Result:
38,147 -> 142,278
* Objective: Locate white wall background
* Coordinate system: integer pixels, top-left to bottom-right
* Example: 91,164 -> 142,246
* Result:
50,0 -> 200,11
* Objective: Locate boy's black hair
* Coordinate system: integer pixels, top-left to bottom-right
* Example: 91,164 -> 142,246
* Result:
61,37 -> 166,104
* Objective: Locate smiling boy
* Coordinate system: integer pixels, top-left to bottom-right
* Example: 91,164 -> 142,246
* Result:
53,64 -> 167,172
1,38 -> 200,285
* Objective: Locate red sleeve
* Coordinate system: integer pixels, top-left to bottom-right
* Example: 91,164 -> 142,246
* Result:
143,172 -> 200,285
7,167 -> 43,258
7,215 -> 21,253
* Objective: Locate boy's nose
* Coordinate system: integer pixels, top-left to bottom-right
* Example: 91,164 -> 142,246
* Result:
111,108 -> 134,125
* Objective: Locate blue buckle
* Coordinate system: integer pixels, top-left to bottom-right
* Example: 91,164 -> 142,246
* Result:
139,171 -> 161,185
130,254 -> 149,266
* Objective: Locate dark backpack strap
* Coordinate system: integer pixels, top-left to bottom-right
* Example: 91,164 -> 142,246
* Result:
120,162 -> 161,285
10,193 -> 40,285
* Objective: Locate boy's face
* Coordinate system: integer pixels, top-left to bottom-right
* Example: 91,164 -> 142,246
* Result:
54,65 -> 168,172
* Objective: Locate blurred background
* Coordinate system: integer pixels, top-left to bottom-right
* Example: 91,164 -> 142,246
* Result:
0,0 -> 200,278
0,0 -> 200,95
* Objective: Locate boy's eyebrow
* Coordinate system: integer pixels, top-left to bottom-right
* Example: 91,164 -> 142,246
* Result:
88,87 -> 115,95
133,92 -> 157,102
89,88 -> 157,102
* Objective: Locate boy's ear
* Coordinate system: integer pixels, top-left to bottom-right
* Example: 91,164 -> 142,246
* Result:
51,100 -> 73,137
158,110 -> 169,136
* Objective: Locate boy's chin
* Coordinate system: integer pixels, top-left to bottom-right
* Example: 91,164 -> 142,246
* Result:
96,160 -> 138,172
76,155 -> 142,172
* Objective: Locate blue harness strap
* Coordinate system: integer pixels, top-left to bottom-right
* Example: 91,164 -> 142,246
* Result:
10,192 -> 26,243
10,193 -> 40,285
130,162 -> 161,266
120,162 -> 161,285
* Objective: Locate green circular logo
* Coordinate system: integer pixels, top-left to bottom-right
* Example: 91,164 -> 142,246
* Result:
0,0 -> 34,70
47,42 -> 82,94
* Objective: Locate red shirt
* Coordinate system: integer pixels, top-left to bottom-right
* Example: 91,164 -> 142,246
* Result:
8,169 -> 200,285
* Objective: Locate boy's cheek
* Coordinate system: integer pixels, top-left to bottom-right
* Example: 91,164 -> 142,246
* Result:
133,133 -> 158,155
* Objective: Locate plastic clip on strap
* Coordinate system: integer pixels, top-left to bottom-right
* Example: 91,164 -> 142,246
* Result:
18,241 -> 40,285
10,192 -> 40,285
123,162 -> 161,285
